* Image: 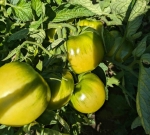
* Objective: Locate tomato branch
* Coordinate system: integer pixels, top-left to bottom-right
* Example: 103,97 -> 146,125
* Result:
106,58 -> 138,78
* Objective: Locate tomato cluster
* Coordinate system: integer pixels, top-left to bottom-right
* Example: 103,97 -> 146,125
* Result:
0,19 -> 106,126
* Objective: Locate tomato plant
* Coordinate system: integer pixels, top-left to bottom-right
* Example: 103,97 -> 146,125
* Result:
66,30 -> 104,74
47,70 -> 74,110
0,62 -> 51,126
70,72 -> 106,113
0,0 -> 150,135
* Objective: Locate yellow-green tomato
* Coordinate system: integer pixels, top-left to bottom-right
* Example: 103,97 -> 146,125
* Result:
47,70 -> 74,110
70,73 -> 106,113
66,31 -> 104,74
0,62 -> 51,126
78,19 -> 103,34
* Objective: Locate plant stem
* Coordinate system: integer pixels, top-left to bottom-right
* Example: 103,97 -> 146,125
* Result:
23,41 -> 52,57
106,57 -> 138,78
48,22 -> 77,35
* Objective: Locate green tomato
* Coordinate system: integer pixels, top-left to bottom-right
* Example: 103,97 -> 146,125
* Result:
47,70 -> 74,110
78,19 -> 103,34
115,38 -> 134,62
47,28 -> 57,42
70,73 -> 106,113
66,31 -> 104,74
0,62 -> 51,126
107,32 -> 134,62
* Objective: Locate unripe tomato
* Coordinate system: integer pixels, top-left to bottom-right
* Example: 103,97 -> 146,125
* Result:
70,73 -> 106,113
47,70 -> 74,110
107,35 -> 134,62
47,28 -> 57,42
78,19 -> 103,34
66,31 -> 104,74
0,62 -> 51,126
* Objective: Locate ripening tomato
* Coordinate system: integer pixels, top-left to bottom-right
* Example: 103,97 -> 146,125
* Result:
70,73 -> 106,113
47,70 -> 74,110
78,19 -> 103,34
0,62 -> 51,126
66,31 -> 104,74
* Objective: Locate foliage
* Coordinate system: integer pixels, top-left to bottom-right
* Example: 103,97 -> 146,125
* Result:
0,0 -> 150,134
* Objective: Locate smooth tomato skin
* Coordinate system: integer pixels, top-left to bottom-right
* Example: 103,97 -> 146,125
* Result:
47,70 -> 74,110
70,73 -> 106,113
0,62 -> 51,126
47,28 -> 57,42
66,31 -> 104,74
78,19 -> 103,34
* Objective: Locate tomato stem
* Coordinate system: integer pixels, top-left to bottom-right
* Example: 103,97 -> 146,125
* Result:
106,58 -> 138,78
22,41 -> 52,57
48,23 -> 78,35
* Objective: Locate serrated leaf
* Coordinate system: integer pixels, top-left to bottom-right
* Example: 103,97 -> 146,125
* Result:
42,128 -> 69,135
126,0 -> 147,37
68,0 -> 110,15
2,45 -> 22,61
136,53 -> 150,134
99,0 -> 111,11
110,0 -> 131,20
107,76 -> 120,87
12,0 -> 33,22
131,116 -> 142,129
132,35 -> 147,58
8,28 -> 29,41
52,5 -> 94,22
29,29 -> 46,43
31,0 -> 43,17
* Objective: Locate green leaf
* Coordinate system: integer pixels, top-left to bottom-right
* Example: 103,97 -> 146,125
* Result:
56,113 -> 70,132
126,0 -> 147,37
136,53 -> 150,134
68,0 -> 110,15
9,0 -> 20,5
52,5 -> 94,22
31,0 -> 43,17
42,128 -> 69,135
132,35 -> 147,58
8,28 -> 29,41
106,76 -> 120,87
2,45 -> 22,61
110,0 -> 131,20
55,0 -> 62,5
131,116 -> 142,129
12,0 -> 33,22
36,109 -> 57,125
29,16 -> 43,30
29,29 -> 46,43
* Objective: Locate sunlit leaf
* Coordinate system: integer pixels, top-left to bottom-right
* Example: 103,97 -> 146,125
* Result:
52,5 -> 94,22
31,0 -> 43,17
12,0 -> 33,22
126,0 -> 147,37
